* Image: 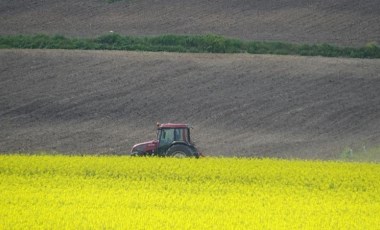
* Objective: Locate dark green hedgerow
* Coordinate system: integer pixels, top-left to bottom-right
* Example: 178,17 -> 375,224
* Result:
0,33 -> 379,58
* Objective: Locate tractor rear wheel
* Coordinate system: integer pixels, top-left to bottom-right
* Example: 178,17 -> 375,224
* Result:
166,145 -> 194,158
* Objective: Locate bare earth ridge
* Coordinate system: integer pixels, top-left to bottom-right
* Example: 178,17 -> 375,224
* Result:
1,50 -> 379,158
1,0 -> 380,46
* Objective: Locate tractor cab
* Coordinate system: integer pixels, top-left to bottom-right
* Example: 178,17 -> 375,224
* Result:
131,123 -> 201,158
156,124 -> 191,154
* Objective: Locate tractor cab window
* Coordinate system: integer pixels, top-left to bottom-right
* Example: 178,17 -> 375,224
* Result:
174,128 -> 189,142
158,128 -> 190,146
158,129 -> 175,146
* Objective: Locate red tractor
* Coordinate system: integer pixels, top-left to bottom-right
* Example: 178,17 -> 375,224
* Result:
131,123 -> 202,158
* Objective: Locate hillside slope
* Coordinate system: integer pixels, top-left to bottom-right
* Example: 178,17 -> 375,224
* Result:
1,0 -> 379,46
1,49 -> 379,158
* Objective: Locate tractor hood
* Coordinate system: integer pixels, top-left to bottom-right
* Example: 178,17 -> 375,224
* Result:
131,140 -> 158,153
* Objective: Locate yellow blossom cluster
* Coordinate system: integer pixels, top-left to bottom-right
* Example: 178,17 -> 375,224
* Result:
0,155 -> 379,229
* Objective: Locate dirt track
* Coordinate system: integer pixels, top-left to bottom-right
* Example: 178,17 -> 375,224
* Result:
1,0 -> 380,46
1,49 -> 379,158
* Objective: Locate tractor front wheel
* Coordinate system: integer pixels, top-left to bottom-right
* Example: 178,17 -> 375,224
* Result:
131,151 -> 144,157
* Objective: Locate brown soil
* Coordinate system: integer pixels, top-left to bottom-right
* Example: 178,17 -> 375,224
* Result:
1,49 -> 379,158
1,0 -> 379,46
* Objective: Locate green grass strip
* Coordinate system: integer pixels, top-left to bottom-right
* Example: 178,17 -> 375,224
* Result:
0,33 -> 379,58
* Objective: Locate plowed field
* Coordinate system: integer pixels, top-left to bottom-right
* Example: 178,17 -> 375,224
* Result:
1,0 -> 379,46
1,0 -> 380,158
1,49 -> 379,158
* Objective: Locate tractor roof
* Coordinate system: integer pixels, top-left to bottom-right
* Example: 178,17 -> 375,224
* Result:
158,123 -> 189,129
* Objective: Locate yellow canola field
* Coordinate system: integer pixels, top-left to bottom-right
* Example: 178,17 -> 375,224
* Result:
0,155 -> 379,229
